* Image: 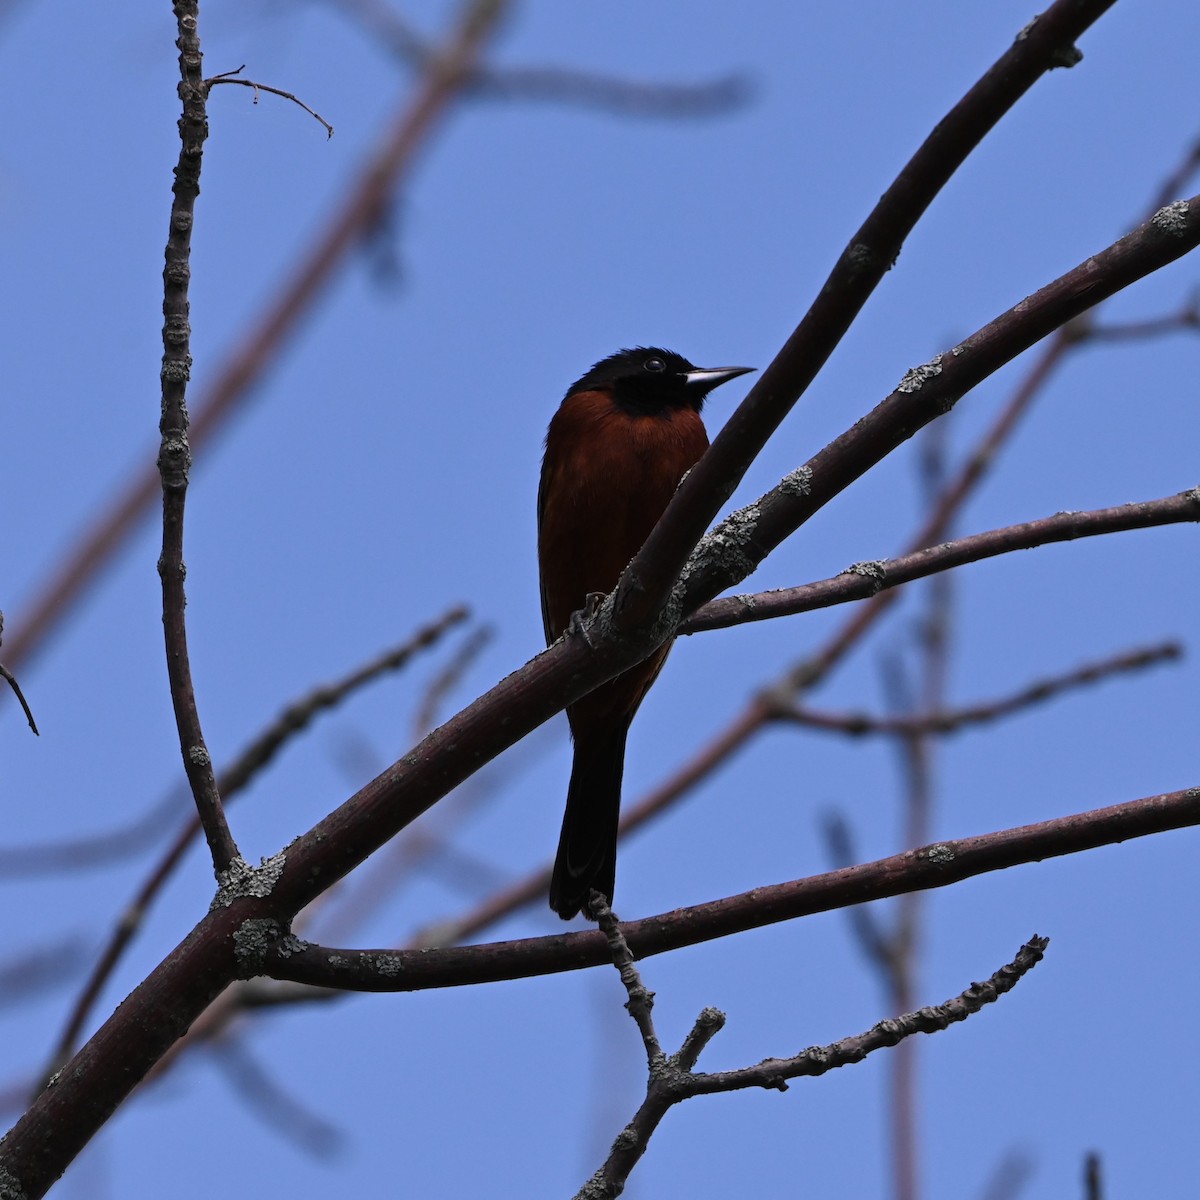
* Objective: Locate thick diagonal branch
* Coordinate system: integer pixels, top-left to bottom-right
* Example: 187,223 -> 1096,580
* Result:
612,0 -> 1116,636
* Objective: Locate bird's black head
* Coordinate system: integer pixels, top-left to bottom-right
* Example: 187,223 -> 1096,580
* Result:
565,347 -> 754,416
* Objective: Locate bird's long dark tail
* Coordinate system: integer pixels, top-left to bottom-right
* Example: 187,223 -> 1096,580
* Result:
549,721 -> 630,920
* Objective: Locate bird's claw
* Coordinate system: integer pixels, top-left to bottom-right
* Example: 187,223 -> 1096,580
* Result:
567,591 -> 607,649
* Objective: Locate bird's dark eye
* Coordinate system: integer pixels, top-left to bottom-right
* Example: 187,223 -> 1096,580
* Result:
644,357 -> 666,373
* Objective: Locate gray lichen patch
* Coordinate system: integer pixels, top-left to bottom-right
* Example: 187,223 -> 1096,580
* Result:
896,357 -> 943,394
921,842 -> 957,867
844,561 -> 887,592
232,917 -> 285,978
697,503 -> 762,585
211,850 -> 287,910
0,1166 -> 26,1200
1151,199 -> 1190,237
779,465 -> 813,497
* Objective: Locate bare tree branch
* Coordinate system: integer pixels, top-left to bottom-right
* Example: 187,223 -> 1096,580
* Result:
0,796 -> 180,876
670,198 -> 1200,635
677,114 -> 1200,693
255,785 -> 1195,995
881,427 -> 955,1200
3,0 -> 511,675
772,641 -> 1183,737
586,895 -> 663,1067
822,815 -> 898,972
12,5 -> 1198,1193
0,606 -> 466,885
206,66 -> 334,137
0,613 -> 37,733
415,492 -> 1196,946
684,489 -> 1200,634
159,1 -> 238,873
580,935 -> 1048,1198
611,0 -> 1115,638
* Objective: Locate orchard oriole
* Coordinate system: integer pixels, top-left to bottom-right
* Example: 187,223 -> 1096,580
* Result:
538,347 -> 753,919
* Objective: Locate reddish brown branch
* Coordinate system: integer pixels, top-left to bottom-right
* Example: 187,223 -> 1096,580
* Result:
883,444 -> 954,1200
410,703 -> 767,947
416,490 -> 1196,947
259,786 -> 1195,993
612,0 -> 1115,637
674,119 -> 1200,696
15,5 -> 1195,1192
684,489 -> 1200,634
674,198 -> 1200,624
0,796 -> 179,875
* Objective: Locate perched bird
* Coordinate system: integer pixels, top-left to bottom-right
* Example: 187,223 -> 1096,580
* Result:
538,347 -> 753,919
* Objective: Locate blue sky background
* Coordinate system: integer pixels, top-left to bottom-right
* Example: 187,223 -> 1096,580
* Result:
2,2 -> 1198,1197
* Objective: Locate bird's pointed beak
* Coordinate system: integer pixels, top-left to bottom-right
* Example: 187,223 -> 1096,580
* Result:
683,364 -> 755,392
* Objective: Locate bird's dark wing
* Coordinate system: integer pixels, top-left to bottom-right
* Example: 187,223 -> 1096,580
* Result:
536,458 -> 554,647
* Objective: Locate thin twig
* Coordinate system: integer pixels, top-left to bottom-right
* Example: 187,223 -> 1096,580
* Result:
669,198 -> 1200,638
0,613 -> 37,734
772,642 -> 1183,737
206,67 -> 334,138
587,894 -> 662,1066
674,117 -> 1200,697
884,420 -> 955,1200
159,1 -> 238,873
695,936 -> 1047,1094
0,665 -> 37,735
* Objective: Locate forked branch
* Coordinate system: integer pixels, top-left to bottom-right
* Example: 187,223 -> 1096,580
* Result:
576,898 -> 1048,1198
